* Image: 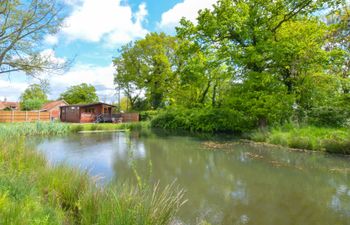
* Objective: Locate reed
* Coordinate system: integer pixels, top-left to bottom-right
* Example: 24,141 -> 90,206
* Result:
0,121 -> 150,138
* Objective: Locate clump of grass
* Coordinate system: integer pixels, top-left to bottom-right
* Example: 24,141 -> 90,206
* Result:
288,136 -> 313,150
250,124 -> 350,154
0,138 -> 185,224
79,183 -> 186,225
268,133 -> 289,147
249,130 -> 269,142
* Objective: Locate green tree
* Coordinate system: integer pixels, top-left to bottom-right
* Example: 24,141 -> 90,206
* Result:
114,33 -> 178,110
0,0 -> 70,76
20,84 -> 48,110
173,32 -> 233,108
59,83 -> 99,104
176,0 -> 343,126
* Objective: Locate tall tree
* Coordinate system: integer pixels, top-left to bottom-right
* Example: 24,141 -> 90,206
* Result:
176,0 -> 342,126
114,33 -> 178,110
59,83 -> 99,104
20,83 -> 48,110
0,0 -> 69,76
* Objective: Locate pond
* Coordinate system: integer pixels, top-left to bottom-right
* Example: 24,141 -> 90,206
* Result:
32,130 -> 350,225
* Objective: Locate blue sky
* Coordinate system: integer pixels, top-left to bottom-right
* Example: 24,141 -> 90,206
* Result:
0,0 -> 217,103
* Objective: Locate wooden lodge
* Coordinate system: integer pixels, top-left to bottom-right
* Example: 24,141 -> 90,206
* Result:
41,100 -> 68,120
60,102 -> 139,123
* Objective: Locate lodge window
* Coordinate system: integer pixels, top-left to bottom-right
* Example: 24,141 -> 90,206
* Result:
85,108 -> 95,113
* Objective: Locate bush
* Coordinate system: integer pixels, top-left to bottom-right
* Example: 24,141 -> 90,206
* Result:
307,106 -> 349,127
140,110 -> 159,121
151,107 -> 252,133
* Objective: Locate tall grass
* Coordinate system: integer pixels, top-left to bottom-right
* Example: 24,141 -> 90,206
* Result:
0,121 -> 150,138
249,124 -> 350,154
70,121 -> 150,132
0,138 -> 185,224
0,122 -> 70,138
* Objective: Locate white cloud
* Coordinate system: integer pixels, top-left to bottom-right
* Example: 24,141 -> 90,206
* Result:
159,0 -> 216,32
0,77 -> 28,101
40,49 -> 66,64
44,34 -> 59,45
49,63 -> 116,102
62,0 -> 148,45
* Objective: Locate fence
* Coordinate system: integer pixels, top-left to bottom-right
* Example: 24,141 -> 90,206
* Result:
0,111 -> 51,123
99,113 -> 140,123
121,113 -> 140,122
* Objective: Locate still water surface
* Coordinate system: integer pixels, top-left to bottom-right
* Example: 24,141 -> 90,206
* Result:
33,131 -> 350,225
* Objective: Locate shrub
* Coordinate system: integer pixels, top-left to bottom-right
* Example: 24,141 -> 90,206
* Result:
140,110 -> 159,121
307,106 -> 349,127
151,107 -> 252,133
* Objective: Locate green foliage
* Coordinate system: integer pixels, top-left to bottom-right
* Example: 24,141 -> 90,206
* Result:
59,83 -> 99,104
307,106 -> 350,127
114,33 -> 178,110
112,0 -> 348,130
20,84 -> 48,110
140,110 -> 159,121
20,98 -> 46,111
228,72 -> 294,127
151,107 -> 252,133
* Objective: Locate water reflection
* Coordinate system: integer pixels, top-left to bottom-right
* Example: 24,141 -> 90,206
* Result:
32,131 -> 350,225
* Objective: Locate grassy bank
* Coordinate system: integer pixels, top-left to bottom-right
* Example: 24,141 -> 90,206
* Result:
250,125 -> 350,154
0,122 -> 185,224
0,121 -> 150,138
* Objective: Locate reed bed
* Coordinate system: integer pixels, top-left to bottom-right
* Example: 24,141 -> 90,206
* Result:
0,121 -> 150,138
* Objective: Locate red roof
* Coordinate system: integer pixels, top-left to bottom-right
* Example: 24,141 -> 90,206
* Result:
0,101 -> 20,110
42,100 -> 68,110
